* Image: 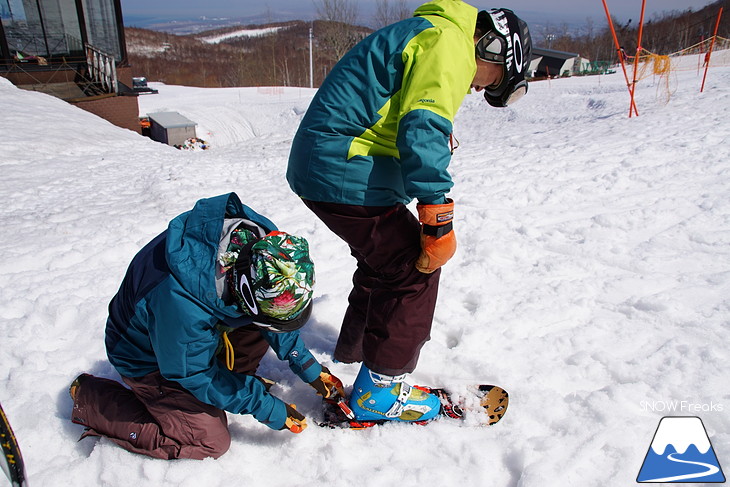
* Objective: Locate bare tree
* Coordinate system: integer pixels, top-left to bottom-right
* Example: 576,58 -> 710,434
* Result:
559,22 -> 570,38
313,0 -> 361,61
585,16 -> 595,39
373,0 -> 411,29
314,0 -> 359,23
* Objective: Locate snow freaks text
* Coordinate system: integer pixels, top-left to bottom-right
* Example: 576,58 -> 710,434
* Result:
640,401 -> 724,413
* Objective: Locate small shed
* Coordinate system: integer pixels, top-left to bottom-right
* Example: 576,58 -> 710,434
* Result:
531,47 -> 589,78
148,111 -> 197,146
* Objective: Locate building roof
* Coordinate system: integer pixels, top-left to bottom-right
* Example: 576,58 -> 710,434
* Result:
533,47 -> 581,60
148,111 -> 196,128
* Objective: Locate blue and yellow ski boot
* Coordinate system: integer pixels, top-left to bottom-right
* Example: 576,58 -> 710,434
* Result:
349,365 -> 441,422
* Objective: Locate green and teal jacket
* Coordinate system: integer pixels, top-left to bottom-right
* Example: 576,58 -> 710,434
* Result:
287,0 -> 477,206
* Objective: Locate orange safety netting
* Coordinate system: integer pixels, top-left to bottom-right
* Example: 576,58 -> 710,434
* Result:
623,36 -> 729,103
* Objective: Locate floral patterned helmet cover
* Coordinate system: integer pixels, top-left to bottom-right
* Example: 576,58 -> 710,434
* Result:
221,228 -> 314,321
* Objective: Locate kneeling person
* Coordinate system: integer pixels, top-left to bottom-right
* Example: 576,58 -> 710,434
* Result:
69,193 -> 343,460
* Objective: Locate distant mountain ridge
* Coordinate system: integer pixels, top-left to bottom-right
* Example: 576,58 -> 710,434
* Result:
123,1 -> 728,88
124,13 -> 305,35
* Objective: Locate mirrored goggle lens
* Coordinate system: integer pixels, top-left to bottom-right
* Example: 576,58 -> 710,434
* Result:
476,31 -> 505,64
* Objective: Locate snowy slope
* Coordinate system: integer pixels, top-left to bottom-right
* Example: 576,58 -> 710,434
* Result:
198,26 -> 288,44
1,56 -> 729,487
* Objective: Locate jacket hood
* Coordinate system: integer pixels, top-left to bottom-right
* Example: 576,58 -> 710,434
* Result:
165,193 -> 276,319
414,0 -> 478,38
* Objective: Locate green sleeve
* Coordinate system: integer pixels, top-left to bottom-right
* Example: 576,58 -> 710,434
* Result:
396,21 -> 475,202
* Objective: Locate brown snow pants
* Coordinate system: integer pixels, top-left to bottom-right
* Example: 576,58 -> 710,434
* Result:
70,326 -> 270,460
302,199 -> 441,375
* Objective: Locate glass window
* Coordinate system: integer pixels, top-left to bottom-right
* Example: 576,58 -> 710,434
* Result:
1,0 -> 84,59
81,0 -> 120,61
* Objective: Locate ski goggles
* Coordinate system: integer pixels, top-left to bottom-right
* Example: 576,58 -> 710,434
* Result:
475,30 -> 508,65
476,30 -> 528,107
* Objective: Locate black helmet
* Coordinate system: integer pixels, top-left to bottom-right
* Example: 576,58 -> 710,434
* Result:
475,8 -> 532,107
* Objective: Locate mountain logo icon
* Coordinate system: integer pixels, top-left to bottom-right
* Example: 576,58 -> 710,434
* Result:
637,416 -> 726,483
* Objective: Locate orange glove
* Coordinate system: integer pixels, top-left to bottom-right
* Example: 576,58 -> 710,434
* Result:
309,366 -> 345,400
282,403 -> 308,434
415,199 -> 456,274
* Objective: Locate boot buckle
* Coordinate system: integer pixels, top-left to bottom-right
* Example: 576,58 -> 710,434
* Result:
385,382 -> 411,418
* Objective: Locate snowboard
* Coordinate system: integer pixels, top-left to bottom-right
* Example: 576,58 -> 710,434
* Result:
1,402 -> 28,487
318,384 -> 509,429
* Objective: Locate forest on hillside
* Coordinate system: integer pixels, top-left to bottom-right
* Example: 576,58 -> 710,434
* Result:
124,0 -> 729,88
126,21 -> 332,88
539,0 -> 729,63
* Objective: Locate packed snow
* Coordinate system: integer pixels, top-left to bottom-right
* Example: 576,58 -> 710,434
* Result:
1,53 -> 729,486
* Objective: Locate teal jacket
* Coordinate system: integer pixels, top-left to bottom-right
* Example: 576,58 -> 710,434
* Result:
287,0 -> 477,206
104,193 -> 322,430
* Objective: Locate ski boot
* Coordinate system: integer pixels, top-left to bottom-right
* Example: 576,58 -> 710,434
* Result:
69,373 -> 91,402
348,365 -> 441,422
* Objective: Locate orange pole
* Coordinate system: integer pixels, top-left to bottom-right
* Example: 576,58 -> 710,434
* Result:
629,0 -> 647,118
601,0 -> 638,116
701,7 -> 724,92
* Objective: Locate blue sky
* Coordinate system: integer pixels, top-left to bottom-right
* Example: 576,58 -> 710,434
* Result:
120,0 -> 721,26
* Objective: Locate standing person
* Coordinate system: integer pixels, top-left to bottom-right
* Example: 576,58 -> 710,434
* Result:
69,193 -> 344,459
287,1 -> 532,423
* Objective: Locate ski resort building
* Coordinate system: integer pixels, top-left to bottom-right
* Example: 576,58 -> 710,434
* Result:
531,47 -> 591,78
0,0 -> 141,133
